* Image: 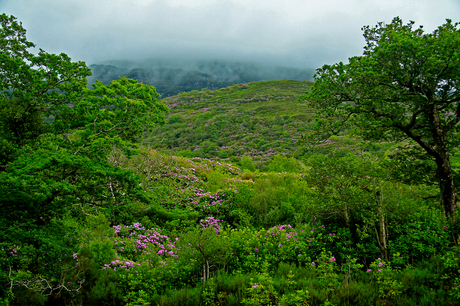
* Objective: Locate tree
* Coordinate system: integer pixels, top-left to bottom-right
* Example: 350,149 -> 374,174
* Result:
0,14 -> 168,299
304,17 -> 460,219
306,149 -> 392,259
0,13 -> 169,223
0,14 -> 91,166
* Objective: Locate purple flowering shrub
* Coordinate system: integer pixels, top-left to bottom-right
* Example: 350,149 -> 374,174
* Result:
226,222 -> 339,273
105,223 -> 178,267
183,188 -> 229,215
79,221 -> 179,276
200,216 -> 222,234
368,257 -> 402,301
122,149 -> 241,193
79,221 -> 184,300
114,149 -> 239,222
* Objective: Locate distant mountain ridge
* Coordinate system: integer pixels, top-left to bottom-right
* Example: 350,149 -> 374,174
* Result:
88,59 -> 315,97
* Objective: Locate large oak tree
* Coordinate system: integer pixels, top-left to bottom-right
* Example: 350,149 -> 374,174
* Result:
305,17 -> 460,219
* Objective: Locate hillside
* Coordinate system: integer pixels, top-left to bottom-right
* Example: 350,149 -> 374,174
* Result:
144,80 -> 315,166
88,59 -> 315,97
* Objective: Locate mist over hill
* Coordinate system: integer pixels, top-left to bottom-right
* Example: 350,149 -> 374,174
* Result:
88,58 -> 315,97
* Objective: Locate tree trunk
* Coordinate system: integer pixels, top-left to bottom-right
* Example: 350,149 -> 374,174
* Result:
436,155 -> 457,219
431,103 -> 457,219
375,187 -> 388,260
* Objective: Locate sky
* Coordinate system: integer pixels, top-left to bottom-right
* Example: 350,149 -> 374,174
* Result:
1,0 -> 459,69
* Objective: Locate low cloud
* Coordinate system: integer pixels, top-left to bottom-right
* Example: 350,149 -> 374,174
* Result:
1,0 -> 459,69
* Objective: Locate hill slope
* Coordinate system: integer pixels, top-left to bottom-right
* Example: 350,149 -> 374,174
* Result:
144,80 -> 314,166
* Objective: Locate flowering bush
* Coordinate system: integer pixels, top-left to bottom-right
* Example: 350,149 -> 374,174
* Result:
369,258 -> 402,302
241,261 -> 279,306
225,221 -> 339,274
313,250 -> 339,305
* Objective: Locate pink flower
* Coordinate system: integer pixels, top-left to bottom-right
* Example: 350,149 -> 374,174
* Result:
330,257 -> 336,262
254,248 -> 259,252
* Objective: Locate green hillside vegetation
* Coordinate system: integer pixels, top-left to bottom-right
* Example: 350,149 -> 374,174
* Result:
2,14 -> 460,306
146,80 -> 397,169
146,80 -> 315,165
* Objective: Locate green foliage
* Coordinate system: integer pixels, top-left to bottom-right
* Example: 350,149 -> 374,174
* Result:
239,156 -> 256,172
440,250 -> 460,302
146,80 -> 315,167
233,172 -> 312,228
305,17 -> 460,218
0,217 -> 84,299
242,261 -> 279,306
178,227 -> 233,282
0,14 -> 91,165
305,150 -> 380,221
310,250 -> 340,305
267,154 -> 303,173
384,143 -> 438,186
370,258 -> 403,303
388,206 -> 450,265
0,14 -> 169,302
0,14 -> 169,226
278,270 -> 310,306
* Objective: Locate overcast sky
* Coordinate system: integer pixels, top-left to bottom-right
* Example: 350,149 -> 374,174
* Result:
1,0 -> 459,69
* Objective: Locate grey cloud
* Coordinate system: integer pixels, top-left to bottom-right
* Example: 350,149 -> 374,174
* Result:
1,0 -> 459,69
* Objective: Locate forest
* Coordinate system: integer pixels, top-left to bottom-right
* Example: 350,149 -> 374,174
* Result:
1,14 -> 460,306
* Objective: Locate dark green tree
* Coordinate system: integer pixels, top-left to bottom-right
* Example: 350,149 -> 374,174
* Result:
0,14 -> 91,166
304,17 -> 460,219
0,14 -> 168,299
0,14 -> 168,225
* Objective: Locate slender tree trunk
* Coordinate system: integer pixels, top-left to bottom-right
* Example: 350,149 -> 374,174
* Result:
377,201 -> 388,260
375,185 -> 388,260
431,103 -> 457,219
343,205 -> 350,228
436,155 -> 457,219
203,263 -> 206,282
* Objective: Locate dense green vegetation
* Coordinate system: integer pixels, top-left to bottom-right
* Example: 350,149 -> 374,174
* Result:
2,14 -> 460,306
146,80 -> 315,166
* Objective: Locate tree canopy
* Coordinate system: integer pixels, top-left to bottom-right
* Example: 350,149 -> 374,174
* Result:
0,13 -> 169,221
0,13 -> 168,293
304,17 -> 460,219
